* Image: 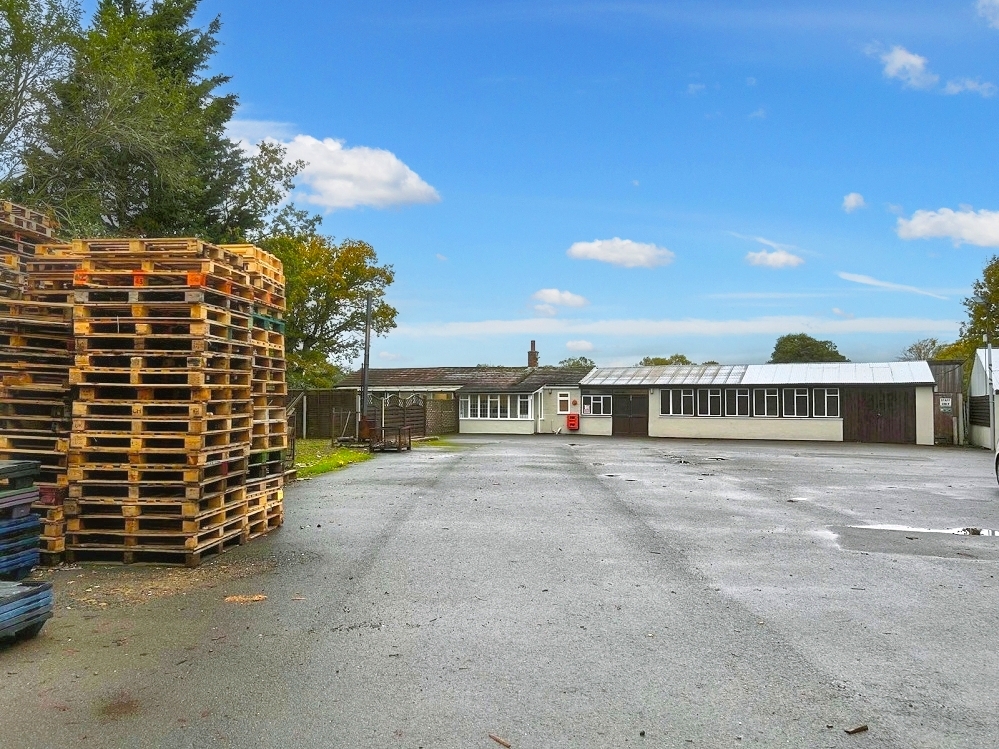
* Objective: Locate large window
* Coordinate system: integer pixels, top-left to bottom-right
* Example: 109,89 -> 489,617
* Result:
582,394 -> 612,416
725,388 -> 751,416
662,388 -> 695,415
460,394 -> 532,419
813,388 -> 840,417
557,392 -> 571,414
783,388 -> 809,418
697,388 -> 722,416
753,388 -> 779,417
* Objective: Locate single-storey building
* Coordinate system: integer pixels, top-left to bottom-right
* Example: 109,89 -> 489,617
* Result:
577,361 -> 936,444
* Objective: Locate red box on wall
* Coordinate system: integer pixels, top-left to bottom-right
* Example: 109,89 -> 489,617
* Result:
566,413 -> 580,431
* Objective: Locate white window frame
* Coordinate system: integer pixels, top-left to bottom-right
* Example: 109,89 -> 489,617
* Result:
782,388 -> 809,418
460,394 -> 533,420
661,388 -> 695,416
697,388 -> 722,417
725,388 -> 751,417
753,388 -> 779,417
813,388 -> 840,418
557,391 -> 571,414
582,394 -> 612,416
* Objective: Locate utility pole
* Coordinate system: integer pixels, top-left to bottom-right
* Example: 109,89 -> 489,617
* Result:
988,332 -> 996,454
359,292 -> 373,438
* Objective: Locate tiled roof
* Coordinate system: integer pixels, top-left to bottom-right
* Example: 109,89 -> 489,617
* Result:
337,366 -> 593,392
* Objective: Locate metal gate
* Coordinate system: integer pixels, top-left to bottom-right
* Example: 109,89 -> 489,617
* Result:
843,388 -> 916,444
612,393 -> 649,436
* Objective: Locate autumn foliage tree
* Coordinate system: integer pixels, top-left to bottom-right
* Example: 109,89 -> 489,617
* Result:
262,232 -> 397,388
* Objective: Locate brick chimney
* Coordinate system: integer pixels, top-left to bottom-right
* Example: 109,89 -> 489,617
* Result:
528,340 -> 539,368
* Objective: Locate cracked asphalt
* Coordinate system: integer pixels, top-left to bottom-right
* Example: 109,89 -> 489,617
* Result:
3,435 -> 999,748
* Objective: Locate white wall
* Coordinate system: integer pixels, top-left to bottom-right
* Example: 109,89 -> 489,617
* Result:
577,417 -> 612,436
459,419 -> 535,435
915,386 -> 934,446
535,387 -> 581,434
649,415 -> 843,441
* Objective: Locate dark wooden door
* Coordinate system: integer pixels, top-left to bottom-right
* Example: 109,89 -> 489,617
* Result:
934,392 -> 956,445
843,388 -> 915,443
612,394 -> 649,436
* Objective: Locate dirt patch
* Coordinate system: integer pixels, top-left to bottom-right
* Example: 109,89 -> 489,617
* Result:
32,556 -> 277,610
98,691 -> 141,720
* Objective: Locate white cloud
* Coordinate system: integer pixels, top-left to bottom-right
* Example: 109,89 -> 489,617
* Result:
227,120 -> 440,211
532,288 -> 588,307
687,83 -> 705,95
746,77 -> 757,86
746,249 -> 804,268
534,304 -> 557,316
378,351 -> 402,361
943,78 -> 997,97
436,253 -> 448,261
837,271 -> 947,300
748,107 -> 766,119
566,340 -> 594,352
842,192 -> 866,212
832,308 -> 855,319
978,0 -> 999,28
879,45 -> 939,89
896,207 -> 999,247
567,238 -> 675,268
632,179 -> 640,187
396,315 -> 958,338
283,135 -> 440,210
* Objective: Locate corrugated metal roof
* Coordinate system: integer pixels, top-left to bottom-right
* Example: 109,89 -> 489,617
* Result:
581,365 -> 747,387
741,362 -> 935,386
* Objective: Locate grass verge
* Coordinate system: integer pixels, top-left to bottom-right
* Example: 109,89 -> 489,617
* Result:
294,439 -> 371,478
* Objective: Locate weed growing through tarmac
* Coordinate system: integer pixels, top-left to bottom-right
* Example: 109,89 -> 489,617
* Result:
294,439 -> 371,478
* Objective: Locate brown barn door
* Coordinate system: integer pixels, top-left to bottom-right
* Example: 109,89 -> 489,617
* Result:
612,394 -> 649,436
843,388 -> 916,443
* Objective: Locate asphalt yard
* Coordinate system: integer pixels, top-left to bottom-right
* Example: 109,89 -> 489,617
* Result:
3,435 -> 999,748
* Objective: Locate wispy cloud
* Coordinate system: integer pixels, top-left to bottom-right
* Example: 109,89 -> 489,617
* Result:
566,340 -> 594,352
378,351 -> 402,361
227,120 -> 440,211
842,192 -> 866,212
748,107 -> 766,119
534,304 -> 557,317
567,238 -> 675,268
746,249 -> 805,268
896,206 -> 999,247
706,291 -> 836,300
832,308 -> 855,319
943,78 -> 997,97
687,83 -> 706,95
877,45 -> 939,89
746,77 -> 757,86
837,271 -> 947,300
395,315 -> 958,338
436,253 -> 448,261
532,288 -> 588,308
979,0 -> 999,28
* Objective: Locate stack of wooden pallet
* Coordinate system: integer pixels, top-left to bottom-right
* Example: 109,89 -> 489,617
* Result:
0,461 -> 43,579
62,239 -> 259,565
223,245 -> 287,539
0,204 -> 70,561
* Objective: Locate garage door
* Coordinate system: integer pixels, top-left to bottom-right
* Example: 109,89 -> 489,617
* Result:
842,388 -> 915,444
612,394 -> 649,436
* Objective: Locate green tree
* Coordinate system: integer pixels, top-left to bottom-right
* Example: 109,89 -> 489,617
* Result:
898,338 -> 944,361
261,232 -> 397,389
0,0 -> 79,183
558,356 -> 595,368
8,0 -> 299,240
934,254 -> 999,379
638,354 -> 693,366
768,333 -> 848,363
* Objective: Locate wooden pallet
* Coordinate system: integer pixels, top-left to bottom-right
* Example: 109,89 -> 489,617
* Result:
65,530 -> 244,567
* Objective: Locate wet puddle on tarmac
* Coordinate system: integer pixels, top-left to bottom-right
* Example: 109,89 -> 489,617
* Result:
829,524 -> 999,559
847,525 -> 998,536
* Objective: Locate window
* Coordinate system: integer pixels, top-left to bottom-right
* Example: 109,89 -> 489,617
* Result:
725,388 -> 750,416
460,394 -> 532,420
697,388 -> 722,416
582,394 -> 612,415
557,392 -> 571,414
813,388 -> 840,417
783,388 -> 809,418
661,388 -> 695,415
753,388 -> 779,417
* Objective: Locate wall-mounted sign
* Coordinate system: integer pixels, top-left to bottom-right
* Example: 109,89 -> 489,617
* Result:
940,396 -> 953,413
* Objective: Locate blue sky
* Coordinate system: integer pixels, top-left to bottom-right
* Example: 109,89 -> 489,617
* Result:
98,1 -> 999,366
